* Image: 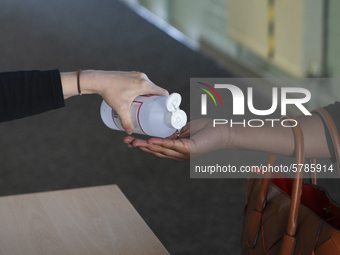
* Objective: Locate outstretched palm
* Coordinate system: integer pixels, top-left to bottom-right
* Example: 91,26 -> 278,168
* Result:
124,119 -> 229,161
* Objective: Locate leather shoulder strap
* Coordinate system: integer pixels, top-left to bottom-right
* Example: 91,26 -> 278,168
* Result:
313,108 -> 340,173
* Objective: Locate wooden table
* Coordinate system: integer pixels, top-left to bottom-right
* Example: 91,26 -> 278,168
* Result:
0,185 -> 169,255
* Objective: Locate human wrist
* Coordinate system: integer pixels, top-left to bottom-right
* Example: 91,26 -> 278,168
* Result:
60,72 -> 77,99
77,70 -> 101,95
219,122 -> 236,150
61,70 -> 100,99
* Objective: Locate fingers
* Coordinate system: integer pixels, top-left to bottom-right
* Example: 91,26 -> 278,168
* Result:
116,108 -> 134,135
123,136 -> 135,148
178,125 -> 190,138
148,138 -> 189,153
123,136 -> 134,144
123,136 -> 189,161
124,136 -> 150,148
166,132 -> 179,139
146,84 -> 169,97
159,88 -> 169,96
130,138 -> 150,147
137,145 -> 186,161
104,72 -> 168,134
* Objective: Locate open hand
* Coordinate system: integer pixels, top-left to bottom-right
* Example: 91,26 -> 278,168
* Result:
124,119 -> 230,161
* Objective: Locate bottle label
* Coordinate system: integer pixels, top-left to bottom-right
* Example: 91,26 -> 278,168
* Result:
112,100 -> 146,135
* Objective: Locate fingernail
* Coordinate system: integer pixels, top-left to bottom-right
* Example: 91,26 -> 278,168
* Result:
127,129 -> 133,135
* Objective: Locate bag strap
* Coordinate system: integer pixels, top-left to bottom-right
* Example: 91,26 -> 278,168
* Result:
247,116 -> 304,253
246,154 -> 276,248
304,108 -> 340,184
248,109 -> 340,254
313,108 -> 340,173
309,158 -> 317,185
280,117 -> 304,254
282,108 -> 340,254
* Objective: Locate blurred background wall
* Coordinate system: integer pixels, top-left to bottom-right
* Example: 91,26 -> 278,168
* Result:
123,0 -> 340,108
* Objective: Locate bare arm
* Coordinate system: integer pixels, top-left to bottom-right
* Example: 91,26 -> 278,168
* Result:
231,114 -> 330,158
124,114 -> 331,161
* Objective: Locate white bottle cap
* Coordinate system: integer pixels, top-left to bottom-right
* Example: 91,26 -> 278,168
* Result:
165,110 -> 187,129
166,93 -> 182,112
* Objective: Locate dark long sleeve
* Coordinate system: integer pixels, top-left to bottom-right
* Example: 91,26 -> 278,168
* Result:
0,69 -> 65,122
322,101 -> 340,161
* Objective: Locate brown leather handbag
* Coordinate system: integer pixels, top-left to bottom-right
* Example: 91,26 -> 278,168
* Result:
241,108 -> 340,255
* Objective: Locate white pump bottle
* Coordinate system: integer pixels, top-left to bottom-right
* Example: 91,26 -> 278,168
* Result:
100,93 -> 187,138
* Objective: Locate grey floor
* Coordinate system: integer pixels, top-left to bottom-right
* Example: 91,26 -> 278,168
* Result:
0,1 -> 339,255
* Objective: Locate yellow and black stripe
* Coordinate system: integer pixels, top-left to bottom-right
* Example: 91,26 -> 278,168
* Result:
267,0 -> 275,59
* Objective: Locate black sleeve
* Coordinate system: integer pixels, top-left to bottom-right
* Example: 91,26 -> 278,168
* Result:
322,101 -> 340,161
0,69 -> 65,122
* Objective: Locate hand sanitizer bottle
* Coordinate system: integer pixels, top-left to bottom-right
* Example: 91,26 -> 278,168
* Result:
100,93 -> 187,138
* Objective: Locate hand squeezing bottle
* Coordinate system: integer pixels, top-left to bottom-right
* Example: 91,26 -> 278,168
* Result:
100,93 -> 187,138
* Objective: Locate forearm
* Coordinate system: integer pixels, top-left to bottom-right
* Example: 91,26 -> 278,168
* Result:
228,114 -> 331,158
0,70 -> 64,122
